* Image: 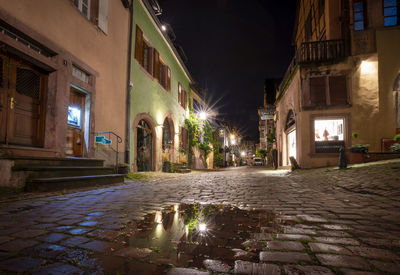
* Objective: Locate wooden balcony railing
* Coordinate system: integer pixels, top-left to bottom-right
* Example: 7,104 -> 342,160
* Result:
297,40 -> 347,64
278,40 -> 348,95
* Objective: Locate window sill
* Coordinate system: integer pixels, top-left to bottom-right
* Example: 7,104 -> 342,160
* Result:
157,83 -> 170,92
308,153 -> 340,158
137,62 -> 154,80
302,103 -> 352,111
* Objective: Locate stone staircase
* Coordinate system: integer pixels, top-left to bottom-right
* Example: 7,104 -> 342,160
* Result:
1,156 -> 125,192
173,163 -> 191,173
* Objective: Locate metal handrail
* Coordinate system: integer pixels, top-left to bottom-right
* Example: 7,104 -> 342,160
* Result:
91,131 -> 123,174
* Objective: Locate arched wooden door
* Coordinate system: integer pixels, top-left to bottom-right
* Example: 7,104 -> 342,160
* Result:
137,120 -> 153,171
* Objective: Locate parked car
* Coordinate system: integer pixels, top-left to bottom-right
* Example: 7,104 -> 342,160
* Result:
253,157 -> 263,166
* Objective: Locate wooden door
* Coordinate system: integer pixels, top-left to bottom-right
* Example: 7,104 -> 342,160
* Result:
66,88 -> 85,157
0,55 -> 8,143
0,53 -> 46,147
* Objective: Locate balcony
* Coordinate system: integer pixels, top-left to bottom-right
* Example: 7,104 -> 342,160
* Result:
297,40 -> 347,64
278,40 -> 349,95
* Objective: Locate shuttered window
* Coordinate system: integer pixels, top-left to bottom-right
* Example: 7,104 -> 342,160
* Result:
134,26 -> 152,75
310,77 -> 326,106
180,127 -> 188,152
158,61 -> 170,91
178,83 -> 182,105
303,75 -> 348,108
329,75 -> 347,105
178,84 -> 187,109
73,0 -> 107,33
134,25 -> 171,91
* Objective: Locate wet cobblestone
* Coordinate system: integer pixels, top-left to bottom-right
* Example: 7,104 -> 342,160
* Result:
0,160 -> 399,273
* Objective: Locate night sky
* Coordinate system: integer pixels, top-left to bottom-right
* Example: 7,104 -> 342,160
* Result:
158,0 -> 297,138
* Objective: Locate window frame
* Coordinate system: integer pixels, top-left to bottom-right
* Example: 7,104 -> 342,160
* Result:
309,114 -> 350,155
73,0 -> 91,19
383,0 -> 399,26
353,0 -> 367,31
302,74 -> 349,109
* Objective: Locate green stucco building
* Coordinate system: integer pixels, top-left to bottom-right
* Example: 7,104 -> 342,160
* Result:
129,0 -> 194,171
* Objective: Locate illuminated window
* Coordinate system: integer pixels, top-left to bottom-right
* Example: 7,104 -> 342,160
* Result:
67,106 -> 82,128
314,118 -> 345,153
383,0 -> 398,26
354,1 -> 365,31
73,0 -> 90,19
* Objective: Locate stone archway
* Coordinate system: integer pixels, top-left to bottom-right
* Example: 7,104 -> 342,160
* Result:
161,114 -> 175,163
132,113 -> 157,172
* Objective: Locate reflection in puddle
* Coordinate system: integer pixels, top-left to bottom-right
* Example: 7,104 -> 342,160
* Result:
124,204 -> 278,273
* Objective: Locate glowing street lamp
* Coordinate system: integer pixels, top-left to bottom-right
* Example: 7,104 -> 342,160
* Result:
161,25 -> 167,31
199,111 -> 207,120
199,223 -> 207,233
241,151 -> 246,157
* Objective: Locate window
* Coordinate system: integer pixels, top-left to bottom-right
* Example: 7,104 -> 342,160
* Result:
135,26 -> 153,75
178,84 -> 182,105
302,75 -> 348,108
178,84 -> 187,109
354,1 -> 366,30
383,0 -> 398,26
193,98 -> 202,112
67,106 -> 82,128
180,127 -> 188,152
314,118 -> 345,153
158,61 -> 170,90
72,65 -> 90,83
73,0 -> 90,18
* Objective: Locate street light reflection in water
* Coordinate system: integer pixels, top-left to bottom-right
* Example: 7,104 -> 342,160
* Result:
124,204 -> 279,272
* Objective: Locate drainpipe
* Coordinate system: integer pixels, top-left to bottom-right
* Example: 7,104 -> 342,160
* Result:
125,0 -> 134,165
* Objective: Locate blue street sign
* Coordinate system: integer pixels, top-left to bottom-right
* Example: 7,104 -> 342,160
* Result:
95,136 -> 112,145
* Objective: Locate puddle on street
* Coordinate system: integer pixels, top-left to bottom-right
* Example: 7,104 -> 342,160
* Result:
117,204 -> 280,274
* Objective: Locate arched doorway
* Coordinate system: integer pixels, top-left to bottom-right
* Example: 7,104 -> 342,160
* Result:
285,110 -> 296,166
137,119 -> 153,171
162,118 -> 174,162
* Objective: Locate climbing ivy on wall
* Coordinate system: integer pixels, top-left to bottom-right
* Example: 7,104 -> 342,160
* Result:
185,111 -> 222,168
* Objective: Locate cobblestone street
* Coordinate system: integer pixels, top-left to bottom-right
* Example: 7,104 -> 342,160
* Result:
0,160 -> 400,274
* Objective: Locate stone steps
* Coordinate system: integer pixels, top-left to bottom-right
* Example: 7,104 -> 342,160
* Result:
14,166 -> 115,179
1,156 -> 125,191
25,174 -> 125,192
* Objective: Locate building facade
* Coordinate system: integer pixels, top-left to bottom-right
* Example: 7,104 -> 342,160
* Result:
258,79 -> 278,151
130,0 -> 193,171
276,0 -> 400,168
0,0 -> 130,164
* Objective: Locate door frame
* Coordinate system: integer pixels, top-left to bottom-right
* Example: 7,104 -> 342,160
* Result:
132,113 -> 157,172
67,84 -> 91,157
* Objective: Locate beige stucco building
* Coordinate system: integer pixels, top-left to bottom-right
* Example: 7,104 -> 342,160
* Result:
276,0 -> 400,168
0,0 -> 130,166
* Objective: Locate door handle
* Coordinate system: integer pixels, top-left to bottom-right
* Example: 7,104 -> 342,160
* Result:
10,97 -> 17,109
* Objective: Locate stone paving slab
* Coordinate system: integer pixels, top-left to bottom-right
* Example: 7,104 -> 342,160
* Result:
0,161 -> 398,273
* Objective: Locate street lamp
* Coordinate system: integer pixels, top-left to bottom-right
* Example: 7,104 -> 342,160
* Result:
199,111 -> 207,120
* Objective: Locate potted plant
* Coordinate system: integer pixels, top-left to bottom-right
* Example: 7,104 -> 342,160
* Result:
347,132 -> 369,163
391,134 -> 400,153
